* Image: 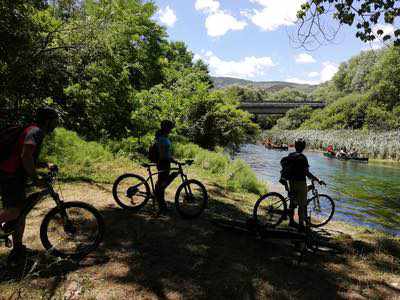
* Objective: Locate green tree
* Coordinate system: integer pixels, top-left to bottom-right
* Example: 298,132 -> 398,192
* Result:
275,105 -> 313,130
0,0 -> 68,126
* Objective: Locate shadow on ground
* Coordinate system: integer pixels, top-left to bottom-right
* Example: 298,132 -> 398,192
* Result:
1,186 -> 399,299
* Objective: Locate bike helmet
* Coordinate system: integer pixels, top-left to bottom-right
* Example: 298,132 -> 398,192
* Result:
160,120 -> 175,131
36,107 -> 59,124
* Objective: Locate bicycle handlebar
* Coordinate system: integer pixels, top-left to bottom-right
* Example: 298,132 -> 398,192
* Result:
311,179 -> 326,186
43,165 -> 59,183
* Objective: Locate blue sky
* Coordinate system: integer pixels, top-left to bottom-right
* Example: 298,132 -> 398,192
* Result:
152,0 -> 394,84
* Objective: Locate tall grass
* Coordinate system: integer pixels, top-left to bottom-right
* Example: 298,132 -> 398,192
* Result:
41,128 -> 137,182
265,130 -> 400,161
41,128 -> 266,194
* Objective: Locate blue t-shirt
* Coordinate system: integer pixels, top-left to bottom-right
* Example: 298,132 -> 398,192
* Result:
157,135 -> 172,161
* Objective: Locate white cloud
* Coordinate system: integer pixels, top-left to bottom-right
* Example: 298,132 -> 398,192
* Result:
205,12 -> 247,37
287,61 -> 338,84
247,0 -> 305,31
320,61 -> 338,82
195,0 -> 220,13
196,51 -> 275,78
295,53 -> 316,64
365,24 -> 396,50
195,0 -> 247,37
158,6 -> 177,27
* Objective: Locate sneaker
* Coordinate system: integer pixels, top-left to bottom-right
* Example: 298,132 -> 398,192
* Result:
2,220 -> 18,234
6,245 -> 27,266
298,225 -> 306,233
288,220 -> 300,229
157,204 -> 171,216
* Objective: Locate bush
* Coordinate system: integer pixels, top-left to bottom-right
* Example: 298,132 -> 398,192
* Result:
275,105 -> 313,130
41,128 -> 135,182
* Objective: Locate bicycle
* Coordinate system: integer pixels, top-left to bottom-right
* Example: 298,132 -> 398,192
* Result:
253,179 -> 335,228
112,160 -> 208,219
0,167 -> 105,259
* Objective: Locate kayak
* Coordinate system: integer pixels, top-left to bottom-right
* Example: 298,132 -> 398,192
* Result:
323,152 -> 369,162
265,144 -> 288,151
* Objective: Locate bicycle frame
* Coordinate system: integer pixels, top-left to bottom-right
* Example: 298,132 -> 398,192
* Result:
282,180 -> 322,219
0,173 -> 64,240
142,163 -> 191,196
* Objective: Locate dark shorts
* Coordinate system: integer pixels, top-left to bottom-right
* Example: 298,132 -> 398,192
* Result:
0,174 -> 26,209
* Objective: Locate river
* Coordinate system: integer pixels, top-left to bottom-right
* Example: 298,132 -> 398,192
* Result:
237,144 -> 400,235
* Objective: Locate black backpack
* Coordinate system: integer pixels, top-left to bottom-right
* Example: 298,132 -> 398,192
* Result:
148,142 -> 159,163
280,152 -> 301,181
0,125 -> 25,163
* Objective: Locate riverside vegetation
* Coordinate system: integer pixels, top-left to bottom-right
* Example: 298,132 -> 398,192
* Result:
1,1 -> 400,298
1,126 -> 400,299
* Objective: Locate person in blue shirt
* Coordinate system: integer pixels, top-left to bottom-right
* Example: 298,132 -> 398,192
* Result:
154,120 -> 178,214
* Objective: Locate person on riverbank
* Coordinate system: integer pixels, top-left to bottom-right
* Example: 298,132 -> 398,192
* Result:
154,120 -> 179,215
281,138 -> 325,232
327,144 -> 335,155
0,107 -> 59,265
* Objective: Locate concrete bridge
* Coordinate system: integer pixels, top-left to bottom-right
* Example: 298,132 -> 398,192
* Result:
239,101 -> 325,115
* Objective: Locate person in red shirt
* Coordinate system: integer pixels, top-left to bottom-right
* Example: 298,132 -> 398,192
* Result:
0,107 -> 59,264
327,145 -> 334,154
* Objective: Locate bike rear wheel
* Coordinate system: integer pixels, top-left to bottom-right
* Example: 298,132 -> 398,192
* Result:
40,201 -> 104,259
112,173 -> 151,211
253,192 -> 287,228
175,179 -> 208,219
307,194 -> 335,227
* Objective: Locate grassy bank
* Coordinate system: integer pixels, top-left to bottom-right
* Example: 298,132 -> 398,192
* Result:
41,128 -> 267,195
1,128 -> 399,299
264,129 -> 400,161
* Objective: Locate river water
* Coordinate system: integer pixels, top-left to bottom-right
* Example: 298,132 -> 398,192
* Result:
237,144 -> 400,235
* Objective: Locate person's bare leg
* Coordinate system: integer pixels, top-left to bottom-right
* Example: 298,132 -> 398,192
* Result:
12,218 -> 25,250
298,204 -> 306,227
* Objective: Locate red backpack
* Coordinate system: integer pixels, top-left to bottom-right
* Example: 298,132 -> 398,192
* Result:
0,125 -> 26,163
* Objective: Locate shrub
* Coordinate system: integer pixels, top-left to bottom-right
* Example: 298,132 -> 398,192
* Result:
41,128 -> 135,182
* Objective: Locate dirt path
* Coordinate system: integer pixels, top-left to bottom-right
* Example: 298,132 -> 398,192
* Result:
1,182 -> 399,299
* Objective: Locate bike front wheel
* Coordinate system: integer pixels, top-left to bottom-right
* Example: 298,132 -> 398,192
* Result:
307,194 -> 335,227
253,192 -> 287,228
112,173 -> 151,211
175,179 -> 208,219
40,201 -> 105,259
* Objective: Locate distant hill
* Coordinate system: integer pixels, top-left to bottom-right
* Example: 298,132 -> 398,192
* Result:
212,76 -> 317,92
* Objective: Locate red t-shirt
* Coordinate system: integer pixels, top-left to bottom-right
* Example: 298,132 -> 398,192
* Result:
0,124 -> 44,174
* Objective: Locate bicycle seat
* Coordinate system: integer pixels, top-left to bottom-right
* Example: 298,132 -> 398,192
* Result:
141,163 -> 156,168
185,159 -> 194,165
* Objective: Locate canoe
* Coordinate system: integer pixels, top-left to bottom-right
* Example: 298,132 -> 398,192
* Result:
323,152 -> 369,162
265,144 -> 289,151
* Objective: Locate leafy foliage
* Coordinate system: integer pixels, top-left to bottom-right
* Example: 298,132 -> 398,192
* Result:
297,0 -> 400,47
300,47 -> 400,130
1,0 -> 257,149
275,105 -> 313,130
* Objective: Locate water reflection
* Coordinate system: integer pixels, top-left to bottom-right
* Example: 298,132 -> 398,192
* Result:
237,144 -> 400,235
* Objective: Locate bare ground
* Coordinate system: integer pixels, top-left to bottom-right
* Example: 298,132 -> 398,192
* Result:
1,179 -> 399,300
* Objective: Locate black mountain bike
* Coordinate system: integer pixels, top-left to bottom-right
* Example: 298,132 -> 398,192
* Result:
253,179 -> 335,228
112,160 -> 208,219
0,167 -> 104,259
